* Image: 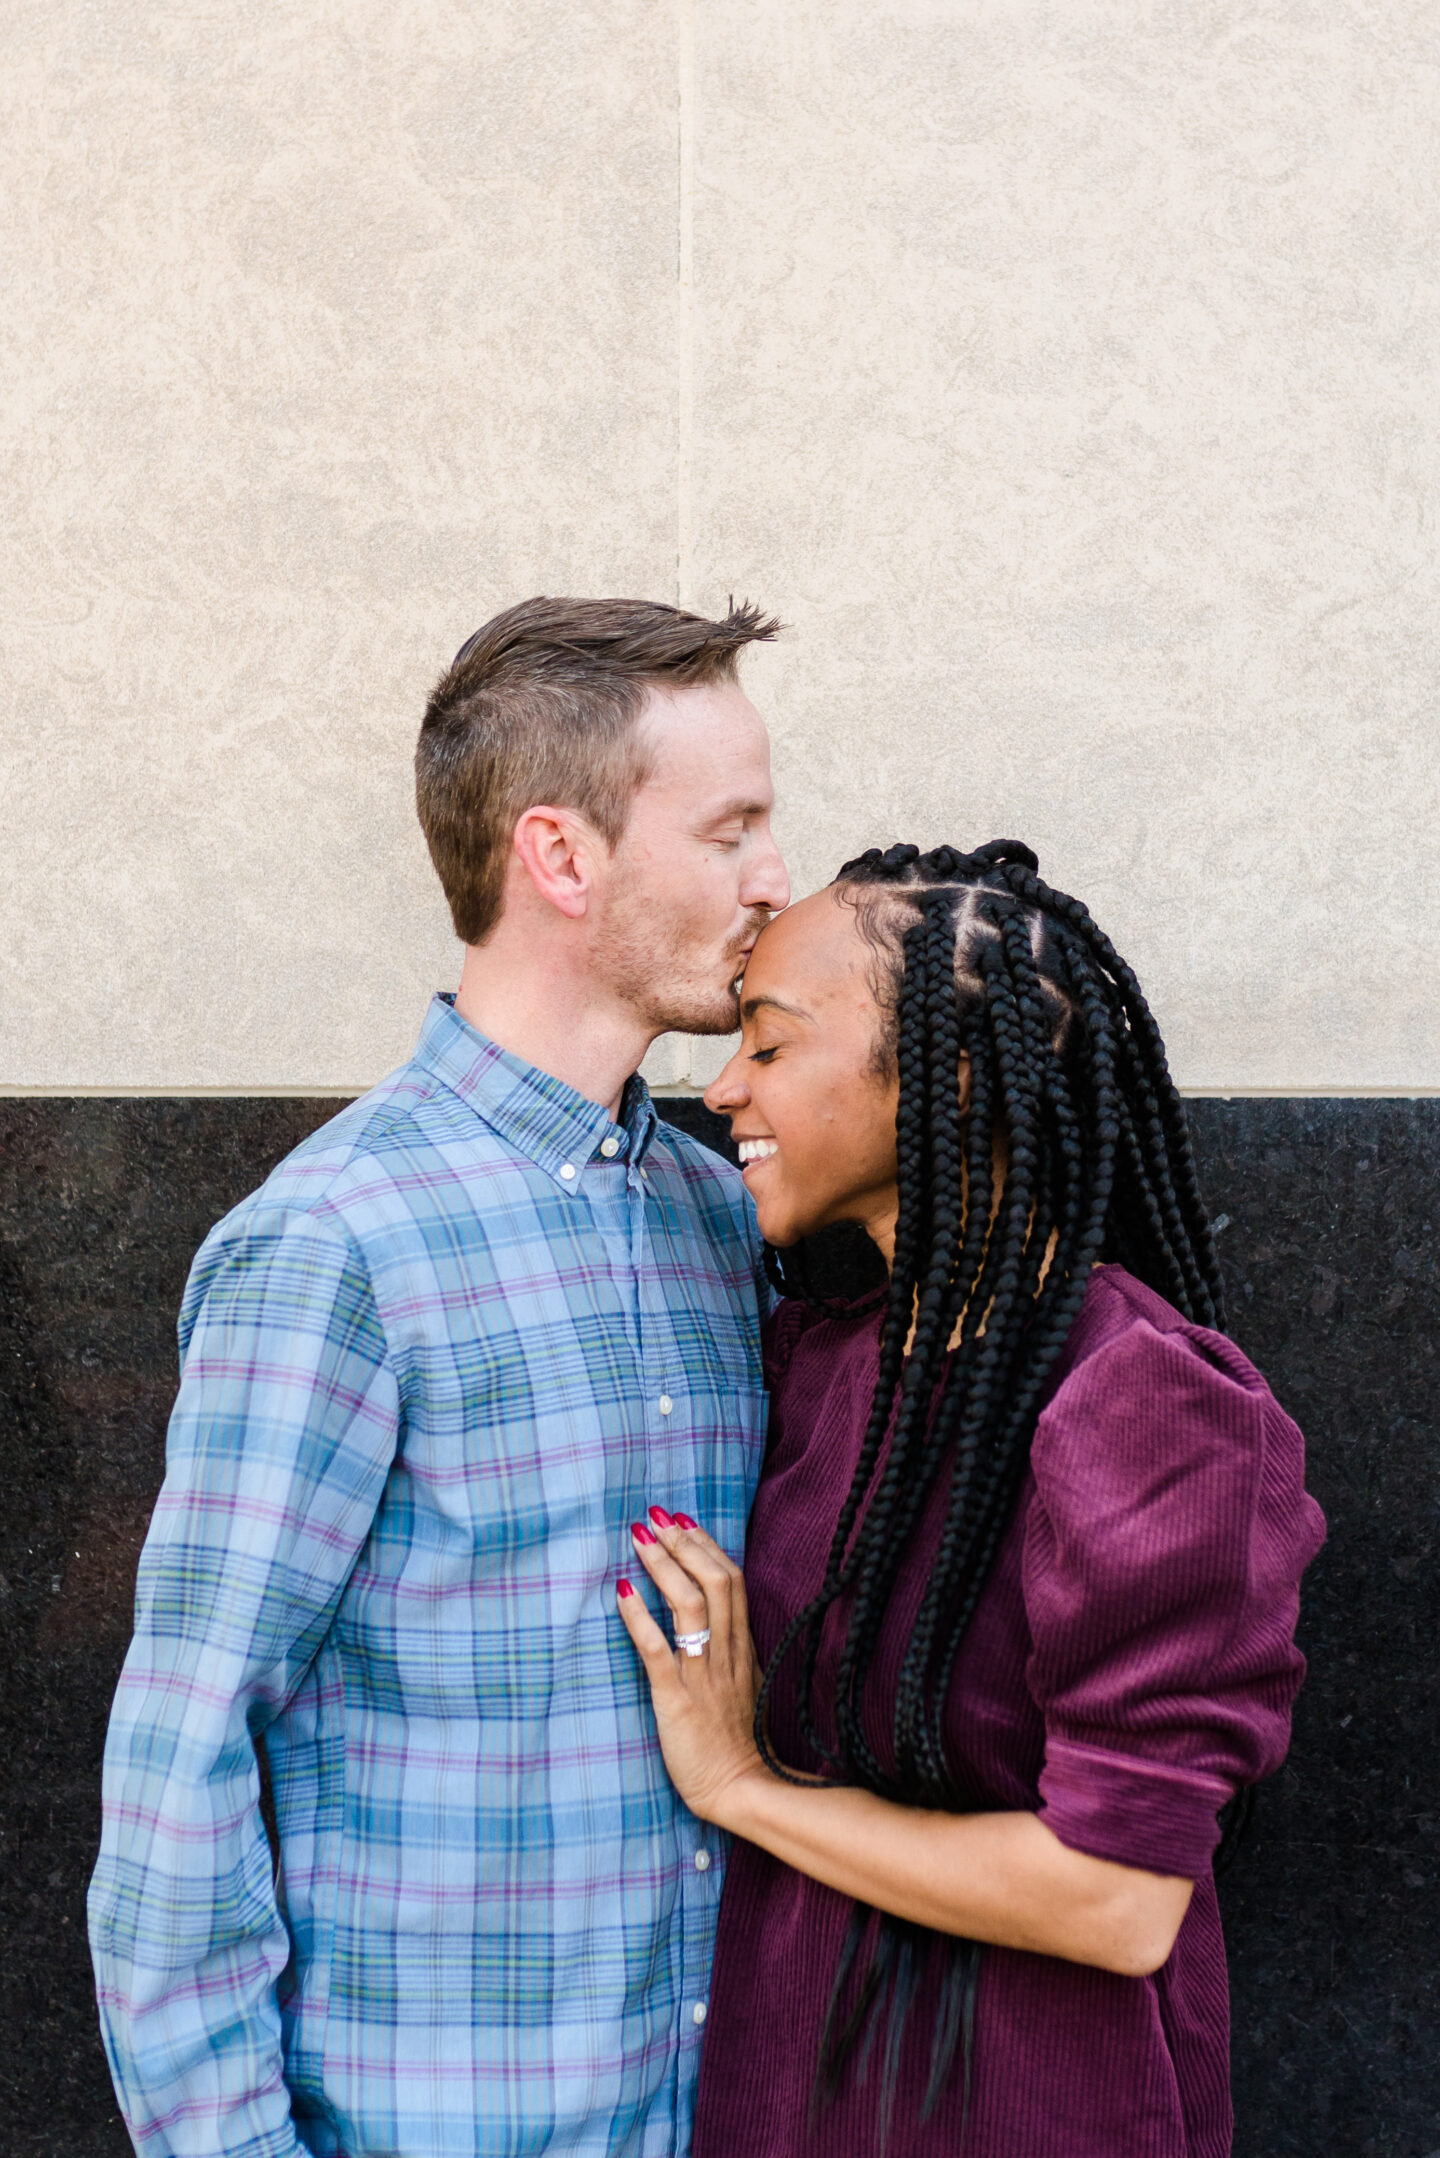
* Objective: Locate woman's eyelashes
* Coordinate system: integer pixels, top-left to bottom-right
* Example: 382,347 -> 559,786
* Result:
748,1045 -> 779,1064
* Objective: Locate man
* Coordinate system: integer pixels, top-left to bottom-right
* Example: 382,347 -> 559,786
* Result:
89,598 -> 790,2157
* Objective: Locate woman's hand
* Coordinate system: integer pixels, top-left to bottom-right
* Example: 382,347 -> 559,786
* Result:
615,1507 -> 766,1825
618,1507 -> 1193,1975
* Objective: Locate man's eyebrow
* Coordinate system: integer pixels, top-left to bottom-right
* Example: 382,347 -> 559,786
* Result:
697,795 -> 771,827
741,992 -> 814,1024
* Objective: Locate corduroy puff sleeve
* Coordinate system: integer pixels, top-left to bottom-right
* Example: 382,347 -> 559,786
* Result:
1023,1308 -> 1326,1880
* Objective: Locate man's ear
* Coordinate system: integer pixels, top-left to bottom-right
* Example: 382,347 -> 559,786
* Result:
511,804 -> 608,921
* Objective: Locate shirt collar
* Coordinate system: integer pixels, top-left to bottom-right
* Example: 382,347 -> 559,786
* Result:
415,994 -> 659,1180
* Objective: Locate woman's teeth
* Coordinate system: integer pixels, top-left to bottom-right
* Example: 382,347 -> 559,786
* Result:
738,1139 -> 778,1166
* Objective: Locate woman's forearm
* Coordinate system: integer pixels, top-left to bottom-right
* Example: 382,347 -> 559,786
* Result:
714,1770 -> 1193,1978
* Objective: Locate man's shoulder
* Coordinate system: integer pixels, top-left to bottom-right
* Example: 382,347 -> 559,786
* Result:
195,1081 -> 755,1282
205,1058 -> 513,1249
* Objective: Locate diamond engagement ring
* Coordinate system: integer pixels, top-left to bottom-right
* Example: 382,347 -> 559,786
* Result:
674,1629 -> 711,1657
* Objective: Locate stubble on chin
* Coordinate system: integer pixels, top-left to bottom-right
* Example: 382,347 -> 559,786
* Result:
660,978 -> 742,1038
660,909 -> 773,1036
637,949 -> 743,1038
597,905 -> 766,1040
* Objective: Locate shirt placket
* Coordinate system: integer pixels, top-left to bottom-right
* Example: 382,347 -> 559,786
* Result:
626,1156 -> 718,2097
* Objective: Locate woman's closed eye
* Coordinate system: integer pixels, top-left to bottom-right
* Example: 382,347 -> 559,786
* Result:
749,1045 -> 779,1064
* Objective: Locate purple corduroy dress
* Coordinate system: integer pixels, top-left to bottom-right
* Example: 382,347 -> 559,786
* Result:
692,1265 -> 1325,2158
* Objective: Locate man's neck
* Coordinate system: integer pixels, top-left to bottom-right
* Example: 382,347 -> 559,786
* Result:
453,938 -> 651,1121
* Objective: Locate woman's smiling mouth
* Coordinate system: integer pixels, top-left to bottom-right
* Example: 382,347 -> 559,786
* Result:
737,1138 -> 778,1167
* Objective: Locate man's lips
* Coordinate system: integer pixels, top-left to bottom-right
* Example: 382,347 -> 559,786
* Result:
727,944 -> 757,993
730,910 -> 773,965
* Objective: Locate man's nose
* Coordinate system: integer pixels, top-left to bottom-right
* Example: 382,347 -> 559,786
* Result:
744,827 -> 790,915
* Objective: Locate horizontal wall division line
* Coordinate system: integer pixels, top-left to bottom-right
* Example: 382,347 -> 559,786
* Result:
0,1086 -> 368,1099
4,1085 -> 1440,1102
653,1084 -> 1440,1102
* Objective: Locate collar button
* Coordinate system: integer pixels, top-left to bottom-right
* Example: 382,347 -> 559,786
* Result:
559,1162 -> 576,1181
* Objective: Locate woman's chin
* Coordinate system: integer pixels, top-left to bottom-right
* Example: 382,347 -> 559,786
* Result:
753,1202 -> 827,1251
751,1197 -> 798,1248
743,1163 -> 851,1251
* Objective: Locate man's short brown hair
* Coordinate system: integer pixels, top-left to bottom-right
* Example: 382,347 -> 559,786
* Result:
415,595 -> 780,945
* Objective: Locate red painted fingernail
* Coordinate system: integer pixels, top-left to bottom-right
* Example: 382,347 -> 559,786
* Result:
631,1521 -> 657,1546
616,1578 -> 635,1600
673,1513 -> 697,1532
649,1505 -> 674,1527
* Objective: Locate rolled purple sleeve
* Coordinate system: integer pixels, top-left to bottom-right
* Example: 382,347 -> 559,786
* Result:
1024,1313 -> 1326,1878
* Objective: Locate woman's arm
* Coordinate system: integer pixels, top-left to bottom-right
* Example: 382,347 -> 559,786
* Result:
716,1775 -> 1191,1978
617,1512 -> 1193,1980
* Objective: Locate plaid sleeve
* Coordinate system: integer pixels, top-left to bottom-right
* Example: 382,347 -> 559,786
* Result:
88,1211 -> 399,2158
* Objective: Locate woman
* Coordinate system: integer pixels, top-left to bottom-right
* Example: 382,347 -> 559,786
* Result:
616,841 -> 1324,2158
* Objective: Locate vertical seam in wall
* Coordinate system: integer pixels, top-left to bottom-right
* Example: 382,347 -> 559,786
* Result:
676,0 -> 695,610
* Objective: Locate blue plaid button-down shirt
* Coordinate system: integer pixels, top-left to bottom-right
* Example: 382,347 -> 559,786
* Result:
89,996 -> 769,2158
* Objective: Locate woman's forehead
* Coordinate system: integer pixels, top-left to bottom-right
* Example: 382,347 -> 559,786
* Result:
745,889 -> 872,1002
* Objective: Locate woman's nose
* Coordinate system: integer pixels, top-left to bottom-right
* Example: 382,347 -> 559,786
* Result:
703,1051 -> 749,1115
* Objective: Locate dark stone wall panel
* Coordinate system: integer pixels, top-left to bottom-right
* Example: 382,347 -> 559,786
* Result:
1185,1099 -> 1440,2158
0,1096 -> 1436,2156
0,1101 -> 339,2158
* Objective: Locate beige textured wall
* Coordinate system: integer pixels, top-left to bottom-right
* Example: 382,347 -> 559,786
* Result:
2,1 -> 1437,1092
0,0 -> 678,1088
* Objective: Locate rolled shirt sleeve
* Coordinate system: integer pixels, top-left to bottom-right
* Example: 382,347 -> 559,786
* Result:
88,1211 -> 399,2158
1023,1313 -> 1326,1880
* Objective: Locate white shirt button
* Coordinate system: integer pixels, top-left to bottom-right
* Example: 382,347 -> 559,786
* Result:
694,1849 -> 711,1872
600,1137 -> 620,1158
559,1163 -> 576,1181
658,1395 -> 673,1416
692,2000 -> 707,2026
